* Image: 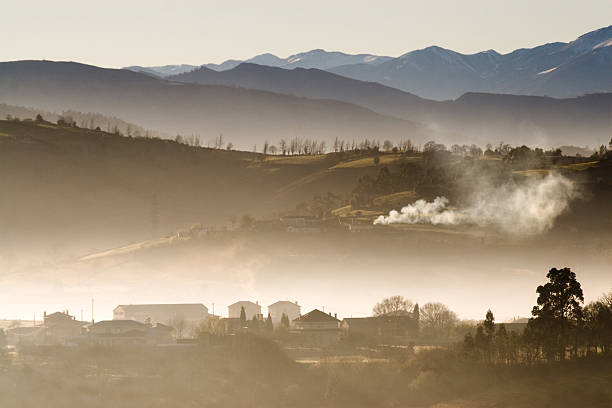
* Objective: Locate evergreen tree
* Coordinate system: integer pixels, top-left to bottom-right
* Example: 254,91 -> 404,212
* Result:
280,313 -> 290,329
495,324 -> 509,364
483,310 -> 495,338
531,267 -> 584,361
265,313 -> 274,332
413,303 -> 420,333
250,315 -> 260,333
240,306 -> 247,327
474,325 -> 487,361
463,332 -> 475,354
482,310 -> 495,362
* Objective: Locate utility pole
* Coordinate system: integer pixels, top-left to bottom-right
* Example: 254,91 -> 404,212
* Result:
91,298 -> 95,324
212,303 -> 215,316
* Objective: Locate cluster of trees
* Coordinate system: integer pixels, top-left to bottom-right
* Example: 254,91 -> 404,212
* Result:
292,192 -> 346,219
199,306 -> 291,338
352,159 -> 454,207
2,107 -> 165,140
372,295 -> 461,342
463,267 -> 612,365
256,137 -> 416,156
273,137 -> 327,155
593,138 -> 612,159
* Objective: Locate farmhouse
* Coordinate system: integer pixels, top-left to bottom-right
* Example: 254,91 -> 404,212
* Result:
290,309 -> 342,346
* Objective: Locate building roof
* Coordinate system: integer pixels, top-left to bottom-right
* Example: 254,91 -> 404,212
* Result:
8,326 -> 45,336
44,312 -> 89,328
92,329 -> 146,338
46,312 -> 74,319
342,315 -> 415,326
91,320 -> 146,328
114,303 -> 208,312
268,300 -> 299,308
228,301 -> 260,308
293,309 -> 340,323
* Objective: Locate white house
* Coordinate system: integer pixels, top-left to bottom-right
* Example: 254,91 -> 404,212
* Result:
228,301 -> 261,320
268,301 -> 301,325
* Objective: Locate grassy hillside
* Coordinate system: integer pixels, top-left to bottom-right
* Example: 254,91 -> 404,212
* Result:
0,120 -> 387,257
2,119 -> 611,261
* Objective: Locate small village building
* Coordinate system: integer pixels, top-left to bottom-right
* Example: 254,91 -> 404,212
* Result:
228,301 -> 261,320
290,309 -> 342,346
6,326 -> 46,347
113,303 -> 208,327
89,320 -> 174,346
341,314 -> 418,343
268,301 -> 301,326
43,311 -> 89,346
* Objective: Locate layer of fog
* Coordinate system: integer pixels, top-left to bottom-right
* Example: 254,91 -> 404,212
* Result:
374,173 -> 579,235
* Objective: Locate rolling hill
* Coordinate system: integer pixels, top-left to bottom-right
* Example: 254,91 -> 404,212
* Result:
0,60 -> 433,150
0,120 -> 391,258
168,62 -> 612,147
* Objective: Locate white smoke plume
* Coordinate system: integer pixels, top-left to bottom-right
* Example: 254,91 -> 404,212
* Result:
374,173 -> 579,235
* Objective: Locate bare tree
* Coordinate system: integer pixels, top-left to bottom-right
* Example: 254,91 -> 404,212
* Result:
420,302 -> 458,337
373,296 -> 414,316
168,315 -> 187,339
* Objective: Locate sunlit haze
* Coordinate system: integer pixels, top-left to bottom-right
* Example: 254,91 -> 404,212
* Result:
2,0 -> 612,67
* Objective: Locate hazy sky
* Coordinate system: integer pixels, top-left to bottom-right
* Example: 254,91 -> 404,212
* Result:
2,1 -> 612,67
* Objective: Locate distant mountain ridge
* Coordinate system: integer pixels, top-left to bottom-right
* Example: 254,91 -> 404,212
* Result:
128,25 -> 612,99
329,25 -> 612,99
124,49 -> 392,76
167,62 -> 612,147
211,49 -> 393,71
124,64 -> 198,77
0,60 -> 433,150
1,59 -> 611,149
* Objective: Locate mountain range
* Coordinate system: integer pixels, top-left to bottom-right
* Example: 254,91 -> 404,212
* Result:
124,49 -> 391,77
330,25 -> 612,100
167,62 -> 612,147
0,60 -> 432,150
126,25 -> 612,100
2,59 -> 611,148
